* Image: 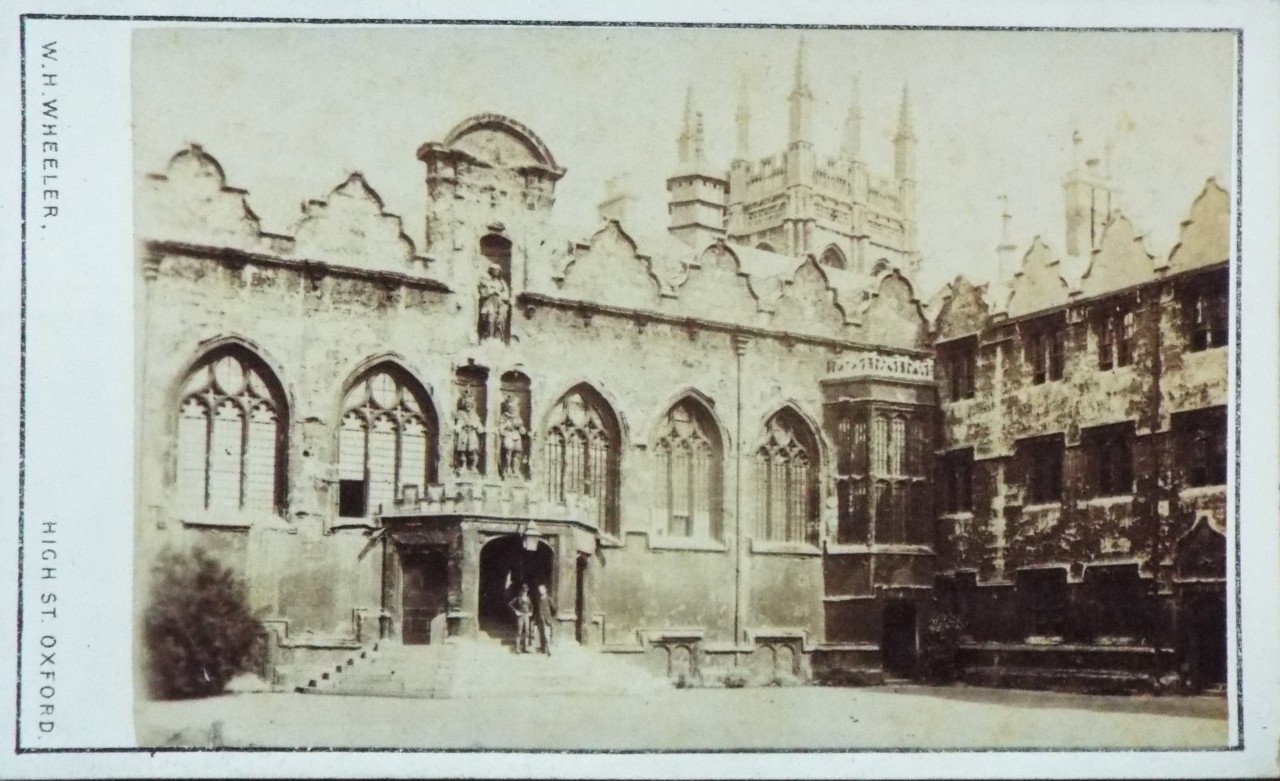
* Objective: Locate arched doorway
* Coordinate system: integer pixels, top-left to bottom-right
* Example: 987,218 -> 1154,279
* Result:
478,534 -> 555,639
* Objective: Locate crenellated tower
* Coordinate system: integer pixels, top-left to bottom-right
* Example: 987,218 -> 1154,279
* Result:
690,42 -> 921,280
666,88 -> 728,247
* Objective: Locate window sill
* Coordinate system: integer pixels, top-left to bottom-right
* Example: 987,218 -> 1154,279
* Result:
645,536 -> 728,553
179,509 -> 286,530
1022,502 -> 1063,513
1080,494 -> 1133,508
1178,484 -> 1226,500
749,539 -> 822,557
331,517 -> 379,532
939,511 -> 975,521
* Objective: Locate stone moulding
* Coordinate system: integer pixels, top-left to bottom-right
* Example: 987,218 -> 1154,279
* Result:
142,239 -> 452,295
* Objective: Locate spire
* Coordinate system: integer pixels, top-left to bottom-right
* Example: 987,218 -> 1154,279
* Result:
694,111 -> 706,163
842,74 -> 863,159
792,37 -> 811,97
788,38 -> 813,144
894,84 -> 915,142
894,84 -> 916,181
677,86 -> 695,165
735,73 -> 751,161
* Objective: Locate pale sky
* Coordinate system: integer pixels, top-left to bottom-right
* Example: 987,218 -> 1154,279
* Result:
134,25 -> 1235,297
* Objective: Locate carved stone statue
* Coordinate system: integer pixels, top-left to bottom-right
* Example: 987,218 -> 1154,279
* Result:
497,393 -> 529,479
478,262 -> 511,341
452,389 -> 485,473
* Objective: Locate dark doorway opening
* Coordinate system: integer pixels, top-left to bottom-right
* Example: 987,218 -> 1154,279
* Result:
400,545 -> 448,645
574,554 -> 589,644
478,535 -> 555,639
1183,589 -> 1228,691
882,600 -> 918,679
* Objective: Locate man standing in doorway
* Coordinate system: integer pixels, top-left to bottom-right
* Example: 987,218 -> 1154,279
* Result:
508,583 -> 533,653
536,584 -> 557,656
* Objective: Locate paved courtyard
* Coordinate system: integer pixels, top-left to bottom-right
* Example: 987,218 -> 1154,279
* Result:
136,685 -> 1228,751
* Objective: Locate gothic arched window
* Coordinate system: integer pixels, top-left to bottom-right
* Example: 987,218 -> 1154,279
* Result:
754,409 -> 819,545
338,366 -> 437,518
655,400 -> 723,540
176,349 -> 287,514
820,245 -> 847,270
545,386 -> 621,536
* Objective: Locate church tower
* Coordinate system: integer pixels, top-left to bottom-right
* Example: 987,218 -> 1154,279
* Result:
666,88 -> 728,247
1063,131 -> 1119,257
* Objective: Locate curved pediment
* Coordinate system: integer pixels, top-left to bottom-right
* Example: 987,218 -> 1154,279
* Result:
857,270 -> 930,349
1006,238 -> 1071,319
139,144 -> 263,250
1167,178 -> 1229,272
935,275 -> 990,340
1078,214 -> 1156,298
291,174 -> 416,269
442,114 -> 564,176
770,255 -> 849,338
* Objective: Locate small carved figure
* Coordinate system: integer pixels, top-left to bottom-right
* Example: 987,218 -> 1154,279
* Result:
497,393 -> 529,478
453,389 -> 485,473
478,262 -> 511,341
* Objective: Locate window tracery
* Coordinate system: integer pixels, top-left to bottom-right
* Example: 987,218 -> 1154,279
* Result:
338,368 -> 435,518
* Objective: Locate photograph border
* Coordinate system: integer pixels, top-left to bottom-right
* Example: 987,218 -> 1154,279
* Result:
14,12 -> 1248,756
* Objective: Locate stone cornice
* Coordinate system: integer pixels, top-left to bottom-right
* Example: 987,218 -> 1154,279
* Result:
516,291 -> 932,357
143,239 -> 452,294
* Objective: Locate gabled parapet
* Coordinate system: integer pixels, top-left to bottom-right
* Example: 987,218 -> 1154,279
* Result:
139,144 -> 266,252
1166,178 -> 1229,272
855,269 -> 931,349
1005,238 -> 1071,319
934,275 -> 990,341
291,174 -> 417,271
1076,214 -> 1156,299
553,221 -> 668,308
769,255 -> 850,340
141,145 -> 434,278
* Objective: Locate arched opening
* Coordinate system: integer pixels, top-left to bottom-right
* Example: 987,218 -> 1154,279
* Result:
654,398 -> 724,540
498,370 -> 532,480
478,234 -> 514,343
480,233 -> 513,285
337,363 -> 438,519
753,407 -> 820,545
544,384 -> 622,536
755,241 -> 776,253
477,535 -> 556,641
176,346 -> 288,515
820,245 -> 847,270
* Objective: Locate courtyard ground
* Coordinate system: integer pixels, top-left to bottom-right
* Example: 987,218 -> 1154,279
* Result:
136,685 -> 1228,751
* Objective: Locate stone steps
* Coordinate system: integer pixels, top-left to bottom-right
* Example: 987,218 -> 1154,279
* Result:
297,633 -> 668,700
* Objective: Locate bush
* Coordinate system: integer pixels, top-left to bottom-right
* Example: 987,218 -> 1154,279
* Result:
143,547 -> 264,699
919,612 -> 966,684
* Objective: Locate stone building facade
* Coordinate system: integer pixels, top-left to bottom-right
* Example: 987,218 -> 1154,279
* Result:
135,76 -> 1228,691
931,148 -> 1230,691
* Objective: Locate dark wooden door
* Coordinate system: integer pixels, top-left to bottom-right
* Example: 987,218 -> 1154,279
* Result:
882,601 -> 918,678
401,546 -> 448,645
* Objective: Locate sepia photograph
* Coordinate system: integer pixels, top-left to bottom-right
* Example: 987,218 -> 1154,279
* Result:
123,23 -> 1243,752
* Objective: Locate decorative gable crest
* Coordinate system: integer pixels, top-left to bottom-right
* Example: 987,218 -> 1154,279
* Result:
1167,178 -> 1229,273
139,145 -> 263,251
1006,238 -> 1071,319
291,173 -> 416,269
1077,214 -> 1156,298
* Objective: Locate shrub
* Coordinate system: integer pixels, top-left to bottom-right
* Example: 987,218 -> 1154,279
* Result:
919,612 -> 966,684
143,547 -> 264,699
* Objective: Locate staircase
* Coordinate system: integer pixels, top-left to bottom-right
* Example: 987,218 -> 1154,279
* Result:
295,632 -> 668,699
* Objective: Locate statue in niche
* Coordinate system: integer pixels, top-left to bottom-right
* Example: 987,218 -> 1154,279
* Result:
478,262 -> 511,342
497,393 -> 529,479
452,389 -> 485,473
